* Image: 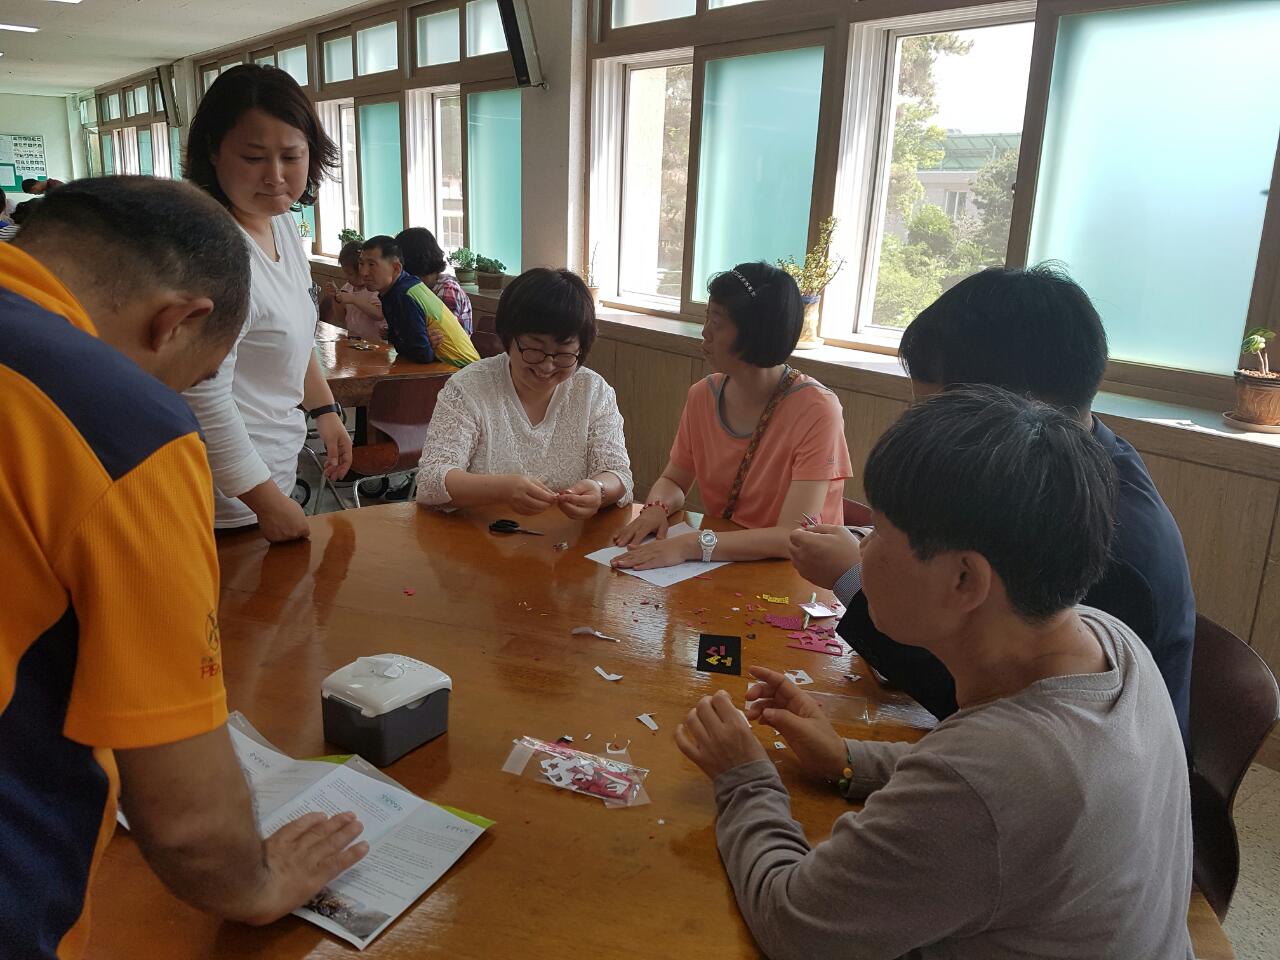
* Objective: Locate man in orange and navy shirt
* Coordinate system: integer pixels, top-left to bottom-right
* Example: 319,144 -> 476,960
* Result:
0,176 -> 367,958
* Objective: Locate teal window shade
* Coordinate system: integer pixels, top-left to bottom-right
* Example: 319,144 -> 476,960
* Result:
466,88 -> 522,273
169,127 -> 182,178
278,46 -> 309,87
466,0 -> 507,56
1027,0 -> 1280,375
325,36 -> 354,83
417,9 -> 460,66
102,134 -> 114,175
613,0 -> 694,27
358,101 -> 404,237
137,128 -> 153,176
691,45 -> 824,302
357,22 -> 398,75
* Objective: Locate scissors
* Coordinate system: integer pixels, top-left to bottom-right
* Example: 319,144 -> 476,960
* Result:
489,519 -> 545,536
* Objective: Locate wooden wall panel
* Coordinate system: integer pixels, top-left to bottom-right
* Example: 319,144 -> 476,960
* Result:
1141,454 -> 1278,640
1246,496 -> 1280,680
585,337 -> 617,388
611,342 -> 699,496
830,388 -> 908,502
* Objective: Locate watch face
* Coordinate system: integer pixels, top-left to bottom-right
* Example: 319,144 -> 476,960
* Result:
699,531 -> 716,546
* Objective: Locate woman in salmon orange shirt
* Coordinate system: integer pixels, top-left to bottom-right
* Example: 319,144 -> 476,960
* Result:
612,262 -> 852,570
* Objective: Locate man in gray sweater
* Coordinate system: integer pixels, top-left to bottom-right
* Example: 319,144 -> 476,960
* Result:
676,386 -> 1193,960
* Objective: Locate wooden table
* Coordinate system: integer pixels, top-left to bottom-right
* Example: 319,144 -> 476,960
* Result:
315,322 -> 456,409
86,503 -> 929,959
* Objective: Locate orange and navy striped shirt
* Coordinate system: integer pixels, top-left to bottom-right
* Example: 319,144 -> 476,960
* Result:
0,244 -> 228,958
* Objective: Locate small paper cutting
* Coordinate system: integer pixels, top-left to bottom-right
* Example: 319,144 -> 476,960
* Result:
773,741 -> 787,750
785,669 -> 814,686
636,713 -> 659,732
594,666 -> 623,682
799,600 -> 844,619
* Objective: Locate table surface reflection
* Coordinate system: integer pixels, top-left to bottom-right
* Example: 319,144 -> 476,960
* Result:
315,322 -> 455,409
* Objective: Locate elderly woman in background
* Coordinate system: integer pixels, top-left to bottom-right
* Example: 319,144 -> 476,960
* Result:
395,227 -> 473,334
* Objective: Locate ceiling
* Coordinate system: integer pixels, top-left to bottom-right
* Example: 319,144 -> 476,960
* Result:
0,0 -> 367,98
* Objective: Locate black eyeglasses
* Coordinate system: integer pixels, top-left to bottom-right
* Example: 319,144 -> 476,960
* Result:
516,341 -> 580,369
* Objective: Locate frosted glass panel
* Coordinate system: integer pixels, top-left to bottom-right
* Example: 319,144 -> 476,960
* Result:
613,0 -> 694,27
135,84 -> 149,114
137,128 -> 153,176
466,0 -> 507,56
324,36 -> 354,83
278,46 -> 309,86
358,101 -> 404,237
170,127 -> 182,178
467,88 -> 522,272
357,22 -> 398,75
202,69 -> 218,93
102,134 -> 114,175
221,62 -> 242,74
1027,0 -> 1280,374
692,46 -> 824,301
417,9 -> 460,66
255,53 -> 276,66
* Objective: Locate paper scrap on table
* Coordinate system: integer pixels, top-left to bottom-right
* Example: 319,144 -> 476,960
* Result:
594,665 -> 623,682
773,741 -> 787,750
585,522 -> 730,587
799,600 -> 844,619
636,712 -> 659,732
785,669 -> 814,686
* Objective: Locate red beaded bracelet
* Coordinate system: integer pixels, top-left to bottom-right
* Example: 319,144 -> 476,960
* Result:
642,500 -> 670,515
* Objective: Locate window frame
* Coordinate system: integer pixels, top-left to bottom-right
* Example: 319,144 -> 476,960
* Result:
822,1 -> 1036,349
458,77 -> 523,258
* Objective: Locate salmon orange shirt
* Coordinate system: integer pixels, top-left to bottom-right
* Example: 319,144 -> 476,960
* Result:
670,371 -> 852,529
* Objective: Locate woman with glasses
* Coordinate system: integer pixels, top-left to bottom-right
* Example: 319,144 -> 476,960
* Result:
415,267 -> 633,518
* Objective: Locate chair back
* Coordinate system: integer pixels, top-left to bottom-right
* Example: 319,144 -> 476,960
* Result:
359,375 -> 450,474
1189,613 -> 1280,919
842,498 -> 872,526
471,330 -> 504,359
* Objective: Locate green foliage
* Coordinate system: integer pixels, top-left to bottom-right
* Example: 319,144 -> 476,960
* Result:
474,255 -> 507,274
1243,328 -> 1277,375
777,217 -> 843,296
449,247 -> 476,270
972,148 -> 1020,261
907,205 -> 956,259
338,228 -> 364,247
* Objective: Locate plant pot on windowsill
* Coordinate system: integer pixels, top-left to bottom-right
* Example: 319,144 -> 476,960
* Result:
795,294 -> 825,351
455,269 -> 476,284
587,285 -> 601,306
475,271 -> 505,290
1231,370 -> 1280,429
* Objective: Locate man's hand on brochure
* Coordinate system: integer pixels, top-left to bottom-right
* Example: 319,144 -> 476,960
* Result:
242,811 -> 370,925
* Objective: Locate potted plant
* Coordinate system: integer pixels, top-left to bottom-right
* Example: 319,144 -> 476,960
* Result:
777,216 -> 843,350
474,255 -> 507,290
449,247 -> 477,284
585,242 -> 601,305
338,227 -> 364,248
1231,328 -> 1280,429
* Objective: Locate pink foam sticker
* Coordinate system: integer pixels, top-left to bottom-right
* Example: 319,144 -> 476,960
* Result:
765,615 -> 805,631
787,634 -> 846,656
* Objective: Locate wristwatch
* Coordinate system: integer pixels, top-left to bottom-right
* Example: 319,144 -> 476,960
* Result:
308,402 -> 342,420
699,529 -> 718,563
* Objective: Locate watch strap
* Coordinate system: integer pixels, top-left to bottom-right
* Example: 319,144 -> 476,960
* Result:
308,402 -> 342,420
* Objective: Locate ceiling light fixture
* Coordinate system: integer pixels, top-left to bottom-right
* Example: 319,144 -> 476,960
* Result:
0,24 -> 40,33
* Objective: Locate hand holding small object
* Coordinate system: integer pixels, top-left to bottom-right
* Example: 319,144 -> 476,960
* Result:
558,478 -> 604,520
788,523 -> 862,591
744,666 -> 848,782
675,689 -> 767,779
503,475 -> 558,515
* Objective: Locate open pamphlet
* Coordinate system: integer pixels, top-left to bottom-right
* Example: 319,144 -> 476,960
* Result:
120,712 -> 492,950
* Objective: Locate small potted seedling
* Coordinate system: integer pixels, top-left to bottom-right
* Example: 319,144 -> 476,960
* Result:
1232,328 -> 1280,429
449,247 -> 477,284
777,216 -> 843,350
338,227 -> 364,248
474,255 -> 507,290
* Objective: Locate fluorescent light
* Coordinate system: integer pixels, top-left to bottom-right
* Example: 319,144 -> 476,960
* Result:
0,24 -> 39,33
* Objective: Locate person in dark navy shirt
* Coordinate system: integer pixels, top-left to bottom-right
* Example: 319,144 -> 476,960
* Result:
790,264 -> 1195,751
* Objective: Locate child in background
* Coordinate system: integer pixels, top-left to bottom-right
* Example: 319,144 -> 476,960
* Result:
320,240 -> 385,341
360,235 -> 479,368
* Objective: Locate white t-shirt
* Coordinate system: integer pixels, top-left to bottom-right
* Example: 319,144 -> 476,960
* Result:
414,353 -> 634,507
184,214 -> 316,527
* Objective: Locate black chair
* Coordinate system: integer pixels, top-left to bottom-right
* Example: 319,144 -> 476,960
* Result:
1189,614 -> 1280,919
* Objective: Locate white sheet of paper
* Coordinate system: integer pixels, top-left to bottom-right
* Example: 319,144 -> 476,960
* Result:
585,522 -> 731,587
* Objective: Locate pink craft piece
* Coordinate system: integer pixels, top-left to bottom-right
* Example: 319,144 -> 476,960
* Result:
787,634 -> 847,656
764,614 -> 805,631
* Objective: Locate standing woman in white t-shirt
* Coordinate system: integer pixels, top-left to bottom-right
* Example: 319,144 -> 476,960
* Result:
183,65 -> 351,541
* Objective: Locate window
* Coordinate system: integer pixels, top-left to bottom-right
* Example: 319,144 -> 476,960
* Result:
137,127 -> 153,175
202,68 -> 218,93
691,45 -> 824,303
417,8 -> 460,66
341,103 -> 361,233
124,88 -> 136,117
612,0 -> 694,28
708,0 -> 762,6
78,97 -> 91,127
466,0 -> 507,56
152,80 -> 163,113
170,127 -> 183,178
255,52 -> 276,66
325,36 -> 354,83
149,121 -> 172,178
1025,0 -> 1280,375
278,45 -> 309,86
85,130 -> 102,177
619,62 -> 692,304
359,101 -> 405,237
434,95 -> 464,250
221,61 -> 242,74
829,8 -> 1035,339
102,131 -> 115,174
316,99 -> 360,251
119,127 -> 140,175
135,83 -> 149,115
467,87 -> 521,271
357,21 -> 399,75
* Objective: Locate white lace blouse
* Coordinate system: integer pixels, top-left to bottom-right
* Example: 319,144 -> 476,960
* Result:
414,354 -> 634,507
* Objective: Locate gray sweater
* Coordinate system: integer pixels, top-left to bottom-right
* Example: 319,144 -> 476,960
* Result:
713,607 -> 1193,959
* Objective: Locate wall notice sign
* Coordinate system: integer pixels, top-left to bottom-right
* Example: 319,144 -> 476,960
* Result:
0,134 -> 48,192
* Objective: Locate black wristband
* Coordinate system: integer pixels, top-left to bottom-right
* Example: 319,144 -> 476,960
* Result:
308,402 -> 342,420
